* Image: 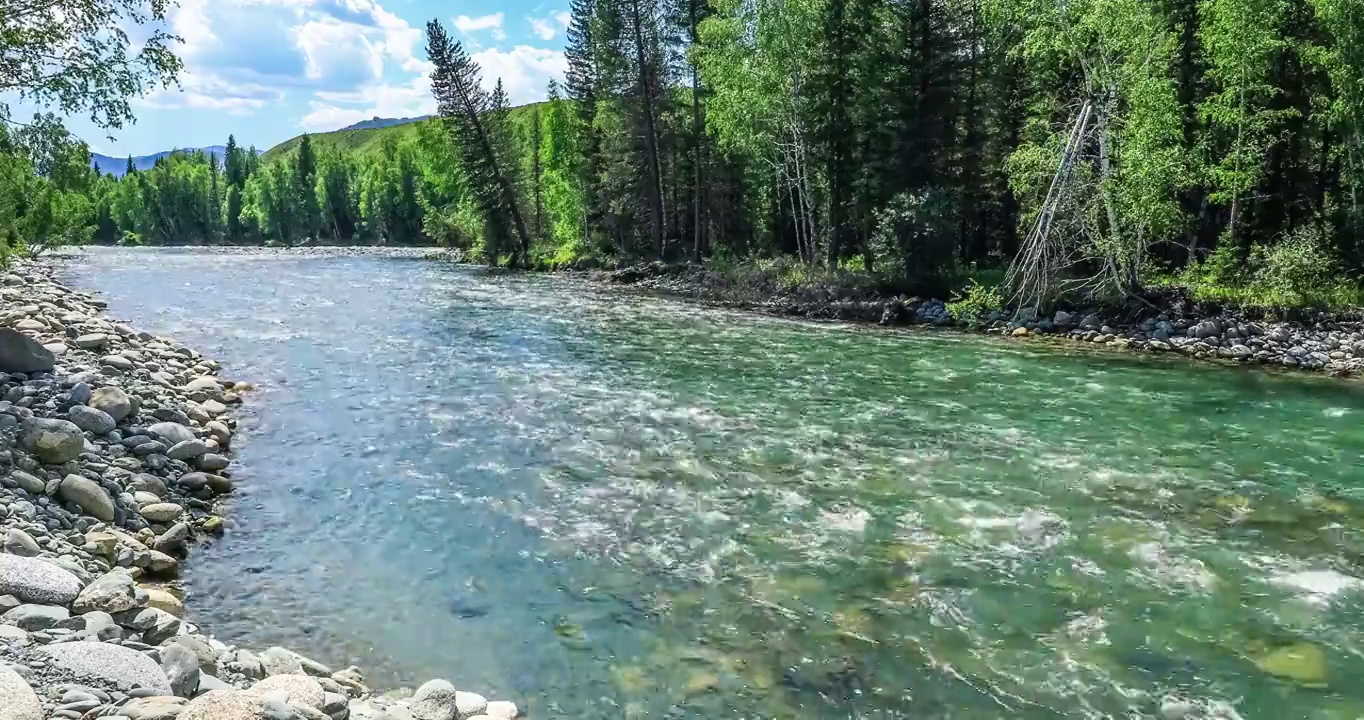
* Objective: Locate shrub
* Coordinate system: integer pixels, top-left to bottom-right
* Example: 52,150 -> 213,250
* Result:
947,279 -> 1003,326
1167,224 -> 1362,309
1179,242 -> 1242,289
1250,225 -> 1336,305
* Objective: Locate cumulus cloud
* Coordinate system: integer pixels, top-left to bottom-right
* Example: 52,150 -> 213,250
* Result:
303,76 -> 436,131
556,11 -> 572,27
148,0 -> 568,134
530,17 -> 558,41
152,0 -> 425,113
141,75 -> 285,115
299,105 -> 374,132
472,45 -> 567,105
454,13 -> 507,40
295,18 -> 384,88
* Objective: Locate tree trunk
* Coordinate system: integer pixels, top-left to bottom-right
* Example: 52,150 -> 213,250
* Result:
629,0 -> 666,257
689,0 -> 705,261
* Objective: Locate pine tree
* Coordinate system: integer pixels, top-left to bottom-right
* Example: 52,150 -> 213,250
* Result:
816,0 -> 855,266
207,152 -> 221,243
564,0 -> 605,247
295,135 -> 320,243
625,0 -> 666,255
224,135 -> 245,240
425,19 -> 530,266
530,105 -> 545,242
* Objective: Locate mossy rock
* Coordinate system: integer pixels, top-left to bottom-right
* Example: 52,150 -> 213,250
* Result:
684,670 -> 721,695
1254,642 -> 1328,687
1215,495 -> 1251,512
612,664 -> 650,694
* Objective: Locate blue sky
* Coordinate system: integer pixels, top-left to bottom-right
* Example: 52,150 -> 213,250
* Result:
30,0 -> 571,157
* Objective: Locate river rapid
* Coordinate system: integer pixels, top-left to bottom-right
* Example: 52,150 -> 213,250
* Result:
64,248 -> 1364,719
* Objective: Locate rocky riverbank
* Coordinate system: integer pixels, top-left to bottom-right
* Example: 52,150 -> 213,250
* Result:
607,262 -> 1364,376
0,260 -> 518,720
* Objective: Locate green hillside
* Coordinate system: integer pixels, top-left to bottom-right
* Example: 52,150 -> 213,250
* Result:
262,120 -> 429,162
262,102 -> 550,162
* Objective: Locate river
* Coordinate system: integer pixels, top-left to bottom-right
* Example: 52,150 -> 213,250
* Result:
65,248 -> 1364,719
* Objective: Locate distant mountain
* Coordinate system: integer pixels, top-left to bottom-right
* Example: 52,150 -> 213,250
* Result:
90,145 -> 261,178
337,116 -> 432,132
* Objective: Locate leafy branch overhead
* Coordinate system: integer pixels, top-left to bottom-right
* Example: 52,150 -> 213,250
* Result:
0,0 -> 182,132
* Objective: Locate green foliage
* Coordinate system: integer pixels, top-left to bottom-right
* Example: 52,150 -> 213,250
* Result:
426,20 -> 531,266
0,0 -> 181,131
1249,226 -> 1342,305
947,280 -> 1004,326
0,122 -> 97,257
869,192 -> 956,290
1171,226 -> 1359,308
1178,243 -> 1243,289
7,0 -> 1364,319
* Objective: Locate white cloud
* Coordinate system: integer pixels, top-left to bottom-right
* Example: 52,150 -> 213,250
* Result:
303,75 -> 435,131
136,0 -> 565,135
150,0 -> 425,114
171,0 -> 218,57
530,17 -> 557,41
295,18 -> 384,87
472,46 -> 567,105
556,11 -> 572,27
141,75 -> 284,115
454,13 -> 506,40
299,105 -> 374,132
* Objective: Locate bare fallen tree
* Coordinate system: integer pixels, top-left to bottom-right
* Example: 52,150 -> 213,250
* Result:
1005,100 -> 1096,315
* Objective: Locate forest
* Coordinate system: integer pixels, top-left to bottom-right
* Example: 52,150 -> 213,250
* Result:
3,0 -> 1364,311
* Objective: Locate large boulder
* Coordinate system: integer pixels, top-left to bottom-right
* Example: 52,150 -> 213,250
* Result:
4,529 -> 40,557
120,697 -> 189,720
8,470 -> 46,495
90,386 -> 133,422
148,422 -> 195,446
1,604 -> 70,631
0,663 -> 41,720
410,680 -> 487,720
60,474 -> 116,522
142,586 -> 185,617
167,440 -> 209,461
197,454 -> 231,472
253,674 -> 325,708
152,522 -> 190,554
18,417 -> 85,464
73,569 -> 145,614
140,503 -> 184,523
260,647 -> 305,677
161,643 -> 201,698
115,606 -> 182,645
184,376 -> 223,395
0,555 -> 81,605
0,328 -> 55,374
39,641 -> 172,694
73,333 -> 109,350
180,691 -> 273,720
68,405 -> 116,435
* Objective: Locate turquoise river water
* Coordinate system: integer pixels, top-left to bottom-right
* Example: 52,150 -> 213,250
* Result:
67,249 -> 1364,719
